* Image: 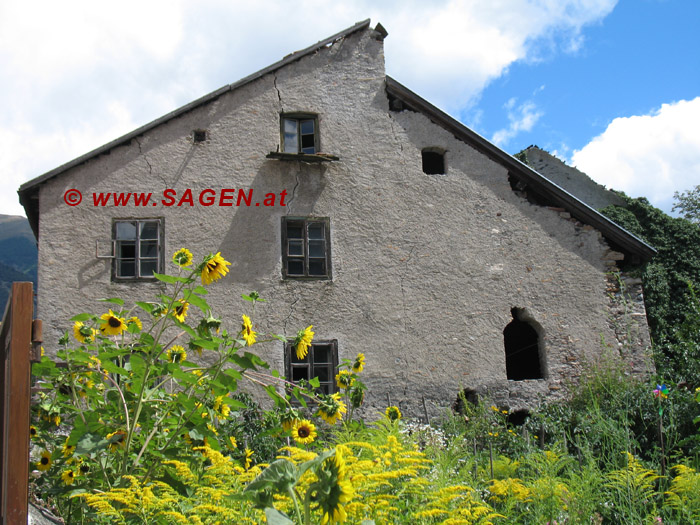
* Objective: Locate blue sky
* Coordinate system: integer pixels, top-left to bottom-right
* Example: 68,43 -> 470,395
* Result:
1,0 -> 699,217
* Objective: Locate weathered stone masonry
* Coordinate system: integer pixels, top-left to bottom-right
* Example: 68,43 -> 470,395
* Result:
19,20 -> 655,419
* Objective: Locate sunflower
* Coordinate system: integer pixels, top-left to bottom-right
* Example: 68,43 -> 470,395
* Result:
244,448 -> 254,470
62,437 -> 75,458
313,450 -> 354,525
352,353 -> 365,373
99,310 -> 127,336
317,393 -> 347,426
201,252 -> 231,285
280,408 -> 301,432
166,345 -> 187,364
335,370 -> 354,390
29,425 -> 38,439
241,315 -> 257,346
173,248 -> 193,268
73,321 -> 96,344
294,325 -> 314,360
36,450 -> 52,471
61,469 -> 75,485
173,301 -> 189,323
213,396 -> 230,420
106,430 -> 126,452
292,420 -> 317,445
385,406 -> 402,421
127,316 -> 142,331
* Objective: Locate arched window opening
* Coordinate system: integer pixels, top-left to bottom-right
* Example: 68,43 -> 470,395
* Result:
504,308 -> 545,380
422,148 -> 445,174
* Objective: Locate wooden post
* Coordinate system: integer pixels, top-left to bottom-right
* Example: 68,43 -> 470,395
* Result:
0,282 -> 33,524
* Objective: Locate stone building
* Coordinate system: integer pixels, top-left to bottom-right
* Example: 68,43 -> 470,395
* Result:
18,20 -> 655,418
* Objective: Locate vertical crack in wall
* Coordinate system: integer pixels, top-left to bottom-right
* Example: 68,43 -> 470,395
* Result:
134,137 -> 167,186
285,167 -> 301,215
273,73 -> 283,112
283,294 -> 300,335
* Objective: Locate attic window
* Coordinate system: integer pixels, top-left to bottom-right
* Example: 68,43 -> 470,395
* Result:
282,114 -> 318,154
422,149 -> 445,174
193,129 -> 207,143
503,308 -> 545,380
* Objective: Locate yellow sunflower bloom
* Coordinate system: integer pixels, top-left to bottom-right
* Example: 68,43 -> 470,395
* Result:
73,321 -> 96,344
99,310 -> 127,336
241,315 -> 257,346
295,325 -> 314,360
317,450 -> 354,525
166,345 -> 187,364
173,248 -> 193,267
335,370 -> 355,390
62,437 -> 75,458
36,450 -> 52,471
292,420 -> 317,445
127,316 -> 142,331
61,469 -> 75,485
226,436 -> 238,450
385,406 -> 402,421
244,448 -> 254,470
173,301 -> 189,323
352,353 -> 365,373
30,425 -> 38,439
317,393 -> 347,426
213,396 -> 231,419
106,430 -> 126,452
201,252 -> 231,285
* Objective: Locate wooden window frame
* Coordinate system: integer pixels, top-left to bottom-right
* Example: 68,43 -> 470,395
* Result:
281,113 -> 319,154
284,340 -> 339,398
112,218 -> 164,281
281,217 -> 332,280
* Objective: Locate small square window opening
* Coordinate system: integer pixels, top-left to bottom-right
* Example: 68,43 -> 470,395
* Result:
422,149 -> 446,175
193,129 -> 207,143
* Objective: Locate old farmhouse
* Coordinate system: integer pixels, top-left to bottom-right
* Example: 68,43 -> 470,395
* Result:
18,20 -> 655,418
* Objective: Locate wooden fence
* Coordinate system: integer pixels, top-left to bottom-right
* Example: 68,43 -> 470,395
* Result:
0,282 -> 41,524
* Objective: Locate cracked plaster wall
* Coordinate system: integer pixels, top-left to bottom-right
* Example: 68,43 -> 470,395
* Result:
35,27 -> 651,418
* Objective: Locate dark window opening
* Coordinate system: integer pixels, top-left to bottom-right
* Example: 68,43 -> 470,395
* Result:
282,217 -> 331,279
422,149 -> 445,174
507,409 -> 531,427
504,308 -> 545,380
453,388 -> 479,414
193,129 -> 207,143
285,340 -> 338,399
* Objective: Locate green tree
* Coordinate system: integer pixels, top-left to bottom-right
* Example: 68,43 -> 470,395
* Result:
673,185 -> 700,224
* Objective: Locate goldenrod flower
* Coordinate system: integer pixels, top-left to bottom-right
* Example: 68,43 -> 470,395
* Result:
73,321 -> 96,344
127,316 -> 142,331
352,353 -> 365,373
201,252 -> 230,285
173,301 -> 189,323
335,370 -> 354,390
173,248 -> 193,267
317,393 -> 347,426
36,450 -> 52,471
99,310 -> 127,336
226,436 -> 238,450
294,325 -> 314,360
241,315 -> 257,346
385,406 -> 402,421
292,420 -> 317,445
61,469 -> 75,485
166,345 -> 187,364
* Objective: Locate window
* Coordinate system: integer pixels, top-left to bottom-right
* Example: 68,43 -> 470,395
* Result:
503,308 -> 546,380
113,219 -> 163,280
422,148 -> 446,174
282,114 -> 318,154
282,217 -> 331,279
285,340 -> 338,396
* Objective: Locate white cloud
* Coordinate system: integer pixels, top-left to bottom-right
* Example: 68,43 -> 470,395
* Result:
571,97 -> 700,213
0,0 -> 617,216
491,98 -> 544,146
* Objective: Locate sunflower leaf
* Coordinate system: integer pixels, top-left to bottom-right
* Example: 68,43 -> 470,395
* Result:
264,508 -> 294,525
135,302 -> 154,314
182,291 -> 209,312
70,313 -> 93,322
153,272 -> 193,284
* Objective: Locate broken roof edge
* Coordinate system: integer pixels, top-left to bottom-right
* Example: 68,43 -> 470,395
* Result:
385,76 -> 656,263
18,19 -> 374,238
